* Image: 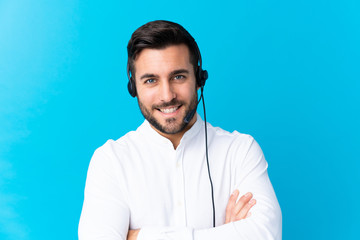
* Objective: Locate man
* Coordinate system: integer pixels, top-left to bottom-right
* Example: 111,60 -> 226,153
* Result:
79,20 -> 282,240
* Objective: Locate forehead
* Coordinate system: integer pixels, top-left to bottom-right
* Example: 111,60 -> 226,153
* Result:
134,44 -> 193,76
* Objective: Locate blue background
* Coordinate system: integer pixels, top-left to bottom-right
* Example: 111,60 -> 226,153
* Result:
1,0 -> 359,239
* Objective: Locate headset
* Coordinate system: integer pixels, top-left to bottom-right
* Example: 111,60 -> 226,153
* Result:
126,42 -> 216,228
127,43 -> 208,97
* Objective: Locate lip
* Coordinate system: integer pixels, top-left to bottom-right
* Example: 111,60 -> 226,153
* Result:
157,105 -> 182,117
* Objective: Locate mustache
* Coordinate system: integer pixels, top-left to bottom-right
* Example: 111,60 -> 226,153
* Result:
153,99 -> 184,109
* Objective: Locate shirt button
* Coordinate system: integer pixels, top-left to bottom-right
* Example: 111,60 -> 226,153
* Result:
177,201 -> 183,207
176,162 -> 181,168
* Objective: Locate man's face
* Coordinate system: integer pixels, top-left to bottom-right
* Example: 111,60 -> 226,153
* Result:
133,44 -> 198,136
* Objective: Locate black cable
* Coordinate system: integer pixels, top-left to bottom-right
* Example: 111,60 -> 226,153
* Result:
200,87 -> 216,227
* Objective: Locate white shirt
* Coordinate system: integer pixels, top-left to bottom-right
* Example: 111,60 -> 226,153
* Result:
79,114 -> 282,240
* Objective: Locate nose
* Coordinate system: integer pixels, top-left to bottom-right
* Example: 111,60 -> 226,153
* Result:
159,81 -> 176,102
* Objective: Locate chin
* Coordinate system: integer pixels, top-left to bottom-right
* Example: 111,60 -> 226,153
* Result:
154,115 -> 188,135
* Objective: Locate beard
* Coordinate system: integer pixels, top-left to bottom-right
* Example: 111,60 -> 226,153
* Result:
137,92 -> 198,135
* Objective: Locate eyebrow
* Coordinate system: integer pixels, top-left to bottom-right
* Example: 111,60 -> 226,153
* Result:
139,69 -> 190,80
170,69 -> 189,76
140,73 -> 158,80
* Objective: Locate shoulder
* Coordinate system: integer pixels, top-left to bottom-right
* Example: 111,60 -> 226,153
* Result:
94,129 -> 140,159
89,121 -> 148,167
205,123 -> 263,160
85,132 -> 143,186
206,122 -> 255,146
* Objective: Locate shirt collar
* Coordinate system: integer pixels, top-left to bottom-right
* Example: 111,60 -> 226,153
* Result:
138,113 -> 203,149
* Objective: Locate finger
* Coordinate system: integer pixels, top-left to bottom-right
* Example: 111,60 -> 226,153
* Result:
225,190 -> 239,223
127,229 -> 140,240
233,192 -> 252,216
236,198 -> 256,221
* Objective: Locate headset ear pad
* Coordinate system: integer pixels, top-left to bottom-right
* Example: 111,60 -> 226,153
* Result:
197,69 -> 208,87
127,78 -> 137,97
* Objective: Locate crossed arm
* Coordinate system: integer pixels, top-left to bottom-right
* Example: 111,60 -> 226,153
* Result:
79,138 -> 282,240
127,190 -> 256,240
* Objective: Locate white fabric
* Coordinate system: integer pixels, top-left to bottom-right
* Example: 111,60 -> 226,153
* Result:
79,114 -> 282,240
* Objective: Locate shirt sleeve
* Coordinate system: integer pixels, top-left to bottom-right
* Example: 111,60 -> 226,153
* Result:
138,136 -> 282,240
195,136 -> 282,239
78,148 -> 130,240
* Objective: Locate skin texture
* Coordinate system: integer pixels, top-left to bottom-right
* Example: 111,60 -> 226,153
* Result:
134,44 -> 198,149
127,44 -> 256,240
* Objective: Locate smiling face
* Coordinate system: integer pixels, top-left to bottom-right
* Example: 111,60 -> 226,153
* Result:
133,44 -> 198,142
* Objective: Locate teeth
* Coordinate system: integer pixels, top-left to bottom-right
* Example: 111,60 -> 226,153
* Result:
160,107 -> 178,113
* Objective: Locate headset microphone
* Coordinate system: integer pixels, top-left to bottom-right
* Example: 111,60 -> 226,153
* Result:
183,109 -> 196,124
184,93 -> 202,123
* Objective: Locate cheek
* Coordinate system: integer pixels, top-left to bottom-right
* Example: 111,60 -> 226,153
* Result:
137,89 -> 157,106
180,83 -> 197,99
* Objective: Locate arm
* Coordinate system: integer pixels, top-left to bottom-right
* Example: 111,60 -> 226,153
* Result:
78,148 -> 130,240
128,190 -> 256,240
195,137 -> 281,239
130,136 -> 281,240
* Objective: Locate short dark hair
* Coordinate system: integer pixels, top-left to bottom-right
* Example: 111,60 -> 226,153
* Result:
127,20 -> 200,79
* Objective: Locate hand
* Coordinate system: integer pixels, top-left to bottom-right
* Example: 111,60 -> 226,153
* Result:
225,190 -> 256,224
127,229 -> 140,240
